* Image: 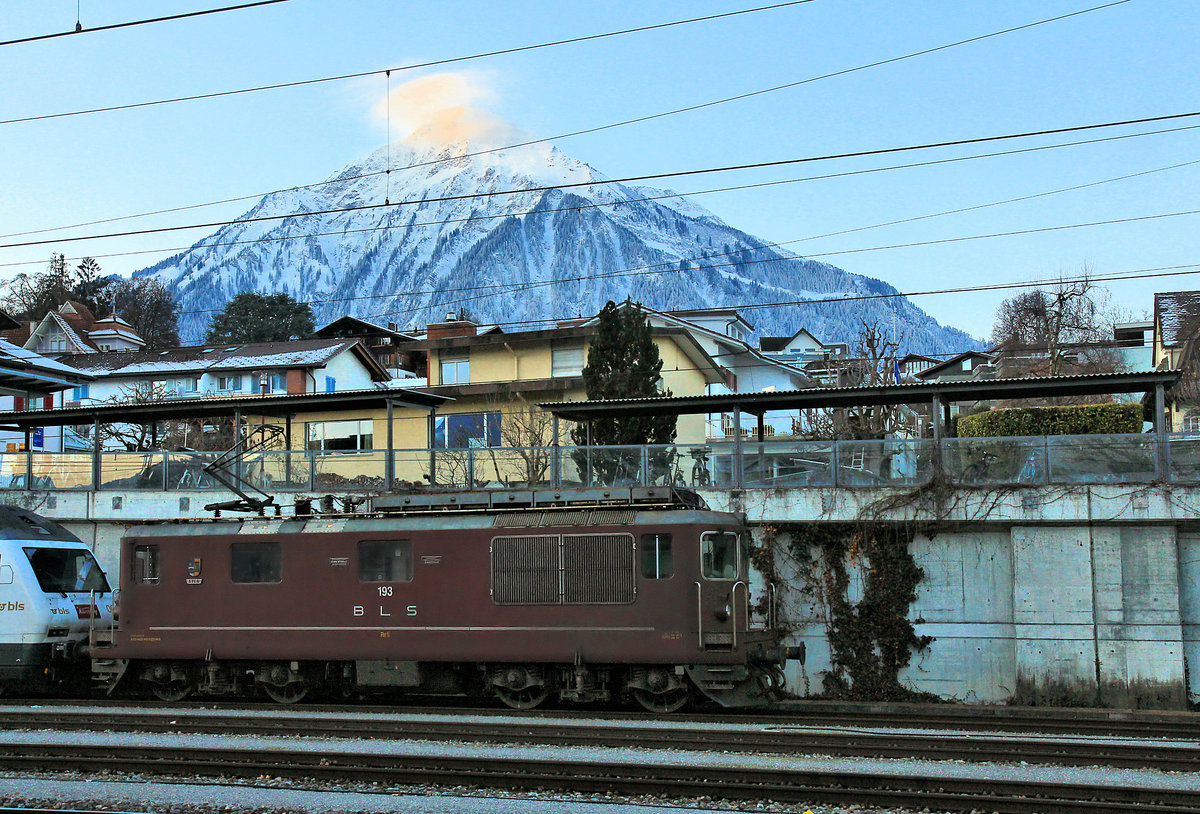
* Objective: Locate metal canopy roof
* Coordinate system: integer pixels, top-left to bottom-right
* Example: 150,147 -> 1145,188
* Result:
540,370 -> 1181,421
0,386 -> 451,429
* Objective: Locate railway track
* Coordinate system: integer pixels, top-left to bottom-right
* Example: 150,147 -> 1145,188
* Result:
0,703 -> 1197,771
1,738 -> 1199,814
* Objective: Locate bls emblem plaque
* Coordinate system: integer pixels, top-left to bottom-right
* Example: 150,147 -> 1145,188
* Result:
186,557 -> 203,585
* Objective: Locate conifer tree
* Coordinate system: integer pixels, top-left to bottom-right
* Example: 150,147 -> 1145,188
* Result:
570,301 -> 677,486
571,299 -> 676,445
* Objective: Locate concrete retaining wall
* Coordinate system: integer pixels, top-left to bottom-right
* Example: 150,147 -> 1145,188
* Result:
758,520 -> 1195,709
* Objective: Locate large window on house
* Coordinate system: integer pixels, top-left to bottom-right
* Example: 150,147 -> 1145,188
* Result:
306,419 -> 374,452
551,345 -> 585,377
217,375 -> 242,391
434,412 -> 501,448
439,353 -> 469,385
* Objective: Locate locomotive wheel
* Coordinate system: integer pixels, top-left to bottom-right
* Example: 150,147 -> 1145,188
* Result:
263,680 -> 310,704
149,680 -> 193,702
495,684 -> 548,710
631,686 -> 689,713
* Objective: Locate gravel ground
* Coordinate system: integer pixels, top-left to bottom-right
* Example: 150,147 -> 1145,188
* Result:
0,770 -> 968,814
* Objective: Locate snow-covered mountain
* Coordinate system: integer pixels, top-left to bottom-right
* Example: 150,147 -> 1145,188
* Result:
138,138 -> 976,354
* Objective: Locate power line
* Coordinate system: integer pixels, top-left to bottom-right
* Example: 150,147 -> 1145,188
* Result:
5,108 -> 1197,253
404,262 -> 1200,335
6,138 -> 1196,329
414,213 -> 1200,317
5,125 -> 1196,278
0,0 -> 1135,239
0,1 -> 814,125
0,0 -> 294,48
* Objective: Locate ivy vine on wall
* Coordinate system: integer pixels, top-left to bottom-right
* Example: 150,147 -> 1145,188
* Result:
757,520 -> 935,701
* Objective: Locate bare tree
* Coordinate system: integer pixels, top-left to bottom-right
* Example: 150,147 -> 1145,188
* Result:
797,320 -> 912,440
494,398 -> 557,486
75,384 -> 236,452
990,276 -> 1124,378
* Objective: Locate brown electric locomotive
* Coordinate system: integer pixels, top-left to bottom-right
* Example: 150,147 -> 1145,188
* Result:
94,488 -> 794,712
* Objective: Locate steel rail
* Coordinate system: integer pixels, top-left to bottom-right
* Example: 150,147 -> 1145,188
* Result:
768,704 -> 1200,740
0,707 -> 1196,771
1,741 -> 1198,813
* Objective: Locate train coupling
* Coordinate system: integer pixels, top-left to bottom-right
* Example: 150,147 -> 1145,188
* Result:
748,642 -> 805,668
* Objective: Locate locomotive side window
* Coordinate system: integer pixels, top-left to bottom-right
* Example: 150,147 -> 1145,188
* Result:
358,540 -> 413,582
230,542 -> 281,584
700,531 -> 739,580
640,534 -> 673,579
133,545 -> 160,584
23,547 -> 111,594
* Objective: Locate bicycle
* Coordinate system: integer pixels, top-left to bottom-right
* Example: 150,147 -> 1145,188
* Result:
960,450 -> 998,483
689,447 -> 711,487
177,466 -> 214,489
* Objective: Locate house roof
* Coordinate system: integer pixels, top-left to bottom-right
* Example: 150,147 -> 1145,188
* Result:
758,327 -> 827,354
567,305 -> 810,386
0,385 -> 449,429
913,350 -> 996,380
0,339 -> 93,395
315,315 -> 418,342
542,370 -> 1180,422
7,300 -> 146,354
664,307 -> 755,331
54,338 -> 389,381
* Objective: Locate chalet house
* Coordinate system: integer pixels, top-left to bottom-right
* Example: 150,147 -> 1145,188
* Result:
913,350 -> 997,382
5,301 -> 146,355
314,315 -> 423,380
42,338 -> 388,452
758,328 -> 850,385
53,337 -> 386,402
411,312 -> 726,447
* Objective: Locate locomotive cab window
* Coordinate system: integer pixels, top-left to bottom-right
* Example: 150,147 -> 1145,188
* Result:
23,547 -> 110,594
640,534 -> 673,579
700,531 -> 739,580
230,542 -> 281,584
358,540 -> 413,582
133,545 -> 160,584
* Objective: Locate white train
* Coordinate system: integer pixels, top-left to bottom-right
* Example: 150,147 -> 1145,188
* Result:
0,505 -> 114,695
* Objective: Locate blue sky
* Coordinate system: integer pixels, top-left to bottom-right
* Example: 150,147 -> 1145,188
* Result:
0,0 -> 1197,349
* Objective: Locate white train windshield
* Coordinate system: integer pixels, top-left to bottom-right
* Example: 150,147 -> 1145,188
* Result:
23,547 -> 111,594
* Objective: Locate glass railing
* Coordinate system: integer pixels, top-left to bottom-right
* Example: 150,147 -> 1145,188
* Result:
3,433 -> 1191,492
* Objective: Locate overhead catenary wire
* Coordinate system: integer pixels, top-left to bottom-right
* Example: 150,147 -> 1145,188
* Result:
384,261 -> 1200,350
0,0 -> 295,48
7,142 -> 1198,327
5,108 -> 1198,253
8,126 -> 1195,273
0,1 -> 815,126
0,0 -> 1136,240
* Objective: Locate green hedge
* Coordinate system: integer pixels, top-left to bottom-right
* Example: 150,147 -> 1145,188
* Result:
956,403 -> 1143,437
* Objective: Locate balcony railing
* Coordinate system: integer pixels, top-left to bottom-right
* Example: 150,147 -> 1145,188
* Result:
0,433 -> 1193,492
